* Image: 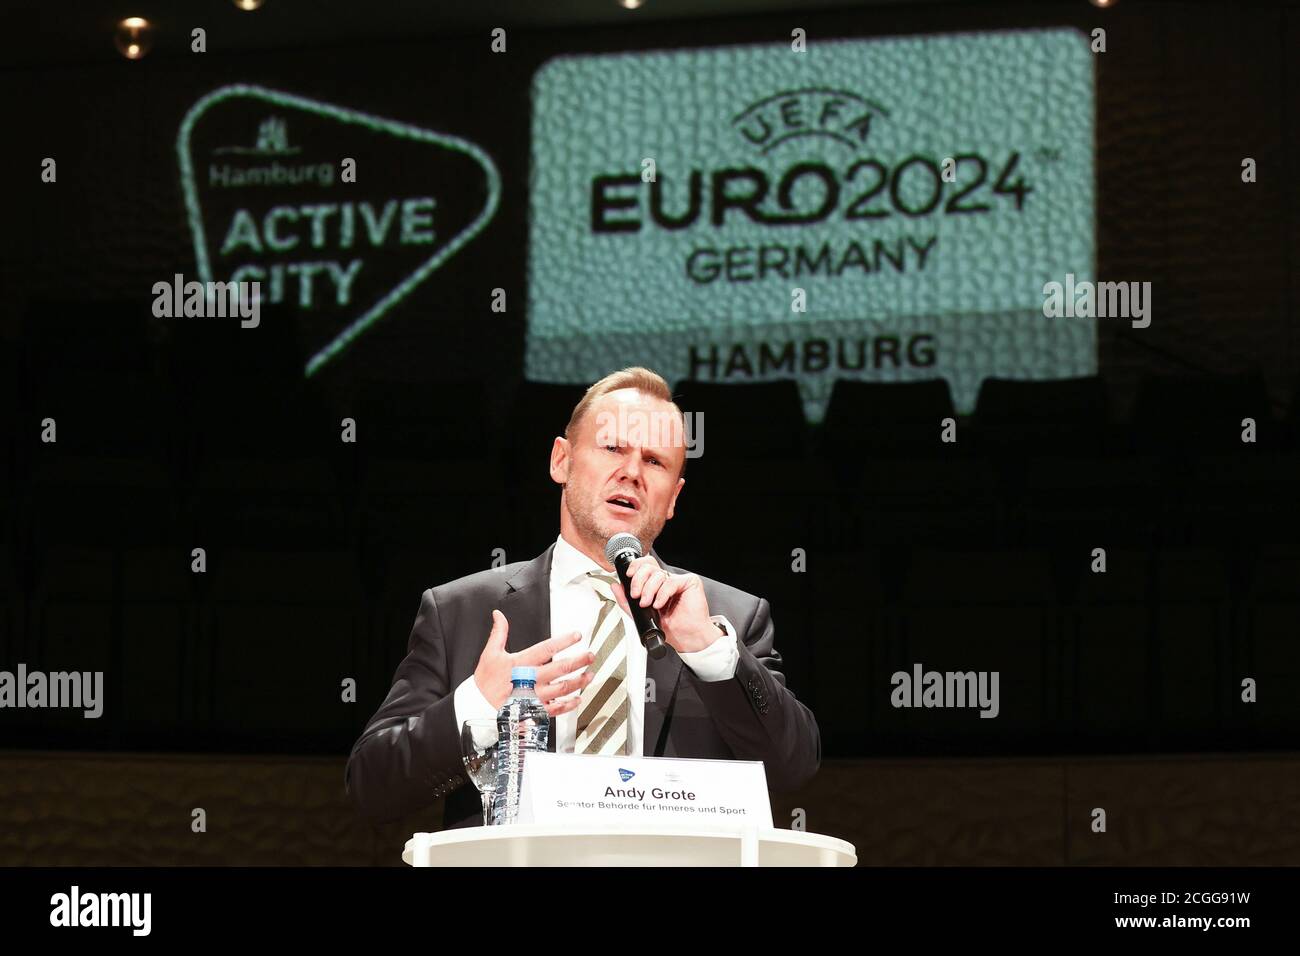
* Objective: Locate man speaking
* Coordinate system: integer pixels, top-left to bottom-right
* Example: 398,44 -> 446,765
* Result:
346,367 -> 820,827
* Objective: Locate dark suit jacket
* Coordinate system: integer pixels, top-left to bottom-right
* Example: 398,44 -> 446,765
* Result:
345,542 -> 820,828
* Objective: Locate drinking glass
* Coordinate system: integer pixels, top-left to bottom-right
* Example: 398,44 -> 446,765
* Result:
460,718 -> 499,825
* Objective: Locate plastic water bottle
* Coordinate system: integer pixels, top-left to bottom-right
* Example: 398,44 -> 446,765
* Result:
493,666 -> 549,825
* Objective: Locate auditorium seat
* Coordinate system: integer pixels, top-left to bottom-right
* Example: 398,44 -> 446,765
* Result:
364,546 -> 446,703
671,379 -> 808,463
1020,452 -> 1162,548
1132,371 -> 1274,456
0,348 -> 17,526
360,539 -> 507,679
355,379 -> 497,487
972,376 -> 1130,544
669,379 -> 817,552
203,549 -> 363,747
973,376 -> 1111,455
119,547 -> 203,745
819,378 -> 957,483
503,381 -> 587,485
27,545 -> 118,746
1062,548 -> 1151,743
170,303 -> 304,403
1286,374 -> 1300,450
188,384 -> 344,547
0,545 -> 16,683
22,301 -> 157,375
24,370 -> 176,545
353,379 -> 505,550
1177,378 -> 1297,544
169,303 -> 336,542
857,454 -> 1000,545
888,548 -> 1057,747
1179,448 -> 1298,545
965,377 -> 1154,545
680,542 -> 819,706
816,379 -> 996,546
31,546 -> 116,668
1132,371 -> 1282,545
1244,550 -> 1300,737
1152,549 -> 1231,742
802,545 -> 885,754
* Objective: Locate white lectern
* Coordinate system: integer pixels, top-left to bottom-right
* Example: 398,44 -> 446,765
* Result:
403,823 -> 857,867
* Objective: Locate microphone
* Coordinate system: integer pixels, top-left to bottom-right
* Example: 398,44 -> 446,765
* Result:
605,533 -> 668,660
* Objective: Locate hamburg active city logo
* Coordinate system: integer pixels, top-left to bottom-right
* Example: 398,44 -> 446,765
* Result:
213,116 -> 302,157
177,84 -> 501,377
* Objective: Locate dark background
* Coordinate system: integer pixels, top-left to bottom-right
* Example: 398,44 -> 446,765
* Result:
1,0 -> 1298,864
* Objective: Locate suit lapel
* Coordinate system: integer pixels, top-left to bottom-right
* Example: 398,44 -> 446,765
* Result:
502,544 -> 554,655
497,541 -> 687,758
501,544 -> 557,752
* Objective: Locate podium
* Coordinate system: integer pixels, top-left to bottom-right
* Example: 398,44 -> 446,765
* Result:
403,823 -> 857,867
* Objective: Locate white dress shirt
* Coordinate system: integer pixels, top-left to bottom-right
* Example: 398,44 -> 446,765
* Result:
454,534 -> 740,754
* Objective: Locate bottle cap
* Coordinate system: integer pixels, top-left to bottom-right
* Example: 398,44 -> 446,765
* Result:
511,666 -> 537,683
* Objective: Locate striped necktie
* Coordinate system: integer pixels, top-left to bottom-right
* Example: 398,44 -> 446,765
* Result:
574,571 -> 630,756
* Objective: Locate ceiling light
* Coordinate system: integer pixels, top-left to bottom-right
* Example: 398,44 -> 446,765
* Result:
114,17 -> 154,60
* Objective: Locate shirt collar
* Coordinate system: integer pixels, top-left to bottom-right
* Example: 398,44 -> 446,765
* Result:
552,533 -> 667,588
552,533 -> 608,587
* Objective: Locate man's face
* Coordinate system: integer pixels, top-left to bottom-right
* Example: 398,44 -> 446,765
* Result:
551,388 -> 686,562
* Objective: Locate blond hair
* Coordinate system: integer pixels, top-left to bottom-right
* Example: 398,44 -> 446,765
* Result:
564,367 -> 687,477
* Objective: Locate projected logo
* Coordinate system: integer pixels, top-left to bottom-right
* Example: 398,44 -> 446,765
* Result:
178,85 -> 500,376
527,30 -> 1096,418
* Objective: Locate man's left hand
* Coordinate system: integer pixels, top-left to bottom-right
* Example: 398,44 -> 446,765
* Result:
614,556 -> 721,654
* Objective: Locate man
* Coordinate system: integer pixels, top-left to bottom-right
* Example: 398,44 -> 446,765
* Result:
346,367 -> 820,827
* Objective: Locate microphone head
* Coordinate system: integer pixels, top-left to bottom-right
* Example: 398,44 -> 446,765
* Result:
605,532 -> 643,565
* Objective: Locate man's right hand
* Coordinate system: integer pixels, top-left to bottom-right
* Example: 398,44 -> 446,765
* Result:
473,609 -> 595,715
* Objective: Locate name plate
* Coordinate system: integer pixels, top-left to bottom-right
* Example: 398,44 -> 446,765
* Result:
515,752 -> 773,830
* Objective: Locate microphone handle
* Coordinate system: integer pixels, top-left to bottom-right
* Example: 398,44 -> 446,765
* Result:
613,552 -> 670,660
